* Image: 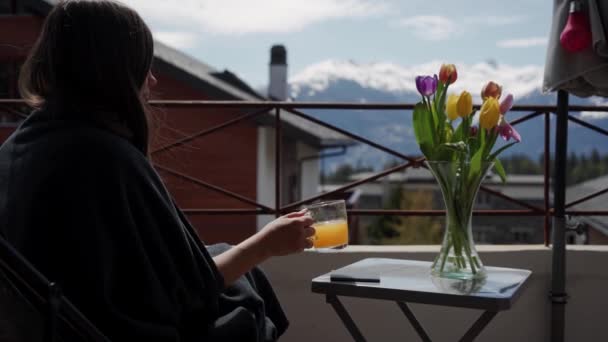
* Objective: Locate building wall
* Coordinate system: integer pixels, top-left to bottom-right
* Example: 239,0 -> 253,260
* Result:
255,127 -> 321,231
297,142 -> 319,201
150,72 -> 258,244
257,126 -> 276,230
0,16 -> 42,62
587,228 -> 608,244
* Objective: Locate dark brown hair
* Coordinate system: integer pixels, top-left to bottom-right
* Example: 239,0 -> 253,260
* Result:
19,0 -> 154,154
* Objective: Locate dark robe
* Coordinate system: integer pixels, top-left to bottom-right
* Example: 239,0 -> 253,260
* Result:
0,109 -> 288,341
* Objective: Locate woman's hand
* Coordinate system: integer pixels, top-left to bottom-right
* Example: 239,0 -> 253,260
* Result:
257,209 -> 315,257
213,209 -> 315,286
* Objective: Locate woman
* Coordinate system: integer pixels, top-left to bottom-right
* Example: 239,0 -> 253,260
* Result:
0,1 -> 314,340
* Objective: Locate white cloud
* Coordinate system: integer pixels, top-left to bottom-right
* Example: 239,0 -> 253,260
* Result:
154,31 -> 199,49
579,111 -> 608,120
396,15 -> 457,41
122,0 -> 388,35
579,97 -> 608,120
290,59 -> 544,101
466,15 -> 526,26
396,14 -> 525,41
497,37 -> 547,48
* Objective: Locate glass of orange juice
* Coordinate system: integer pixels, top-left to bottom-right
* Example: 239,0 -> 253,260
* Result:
306,200 -> 349,251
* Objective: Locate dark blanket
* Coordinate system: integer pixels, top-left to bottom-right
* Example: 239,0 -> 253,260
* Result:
0,109 -> 288,341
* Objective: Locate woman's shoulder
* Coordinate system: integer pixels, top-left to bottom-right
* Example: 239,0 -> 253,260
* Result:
1,109 -> 153,181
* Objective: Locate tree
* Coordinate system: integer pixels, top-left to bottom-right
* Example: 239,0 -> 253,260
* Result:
591,148 -> 601,164
368,187 -> 443,245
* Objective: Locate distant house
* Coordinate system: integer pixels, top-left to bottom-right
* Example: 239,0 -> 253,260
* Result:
322,168 -> 547,244
0,0 -> 351,244
567,175 -> 608,245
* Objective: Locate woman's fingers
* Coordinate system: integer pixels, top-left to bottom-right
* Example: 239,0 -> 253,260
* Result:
284,208 -> 308,218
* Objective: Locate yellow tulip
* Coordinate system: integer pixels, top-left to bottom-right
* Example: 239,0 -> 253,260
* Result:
457,91 -> 472,118
479,97 -> 501,130
446,94 -> 459,120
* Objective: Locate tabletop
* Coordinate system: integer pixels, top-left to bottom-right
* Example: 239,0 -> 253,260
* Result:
311,258 -> 532,311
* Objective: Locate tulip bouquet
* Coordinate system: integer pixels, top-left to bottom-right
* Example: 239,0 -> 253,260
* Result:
413,64 -> 521,279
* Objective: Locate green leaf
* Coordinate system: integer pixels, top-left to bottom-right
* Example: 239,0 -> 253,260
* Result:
413,102 -> 435,159
445,124 -> 454,141
489,142 -> 518,160
468,136 -> 480,155
430,99 -> 439,137
452,120 -> 464,142
469,147 -> 483,183
493,158 -> 507,183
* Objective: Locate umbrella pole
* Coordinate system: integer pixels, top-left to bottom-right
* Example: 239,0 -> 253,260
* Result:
551,89 -> 568,342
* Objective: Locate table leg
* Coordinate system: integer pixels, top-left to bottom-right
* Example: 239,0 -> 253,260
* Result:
396,302 -> 432,342
326,294 -> 367,342
459,311 -> 498,342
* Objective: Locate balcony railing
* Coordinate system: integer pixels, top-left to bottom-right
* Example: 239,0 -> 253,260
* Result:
1,99 -> 608,246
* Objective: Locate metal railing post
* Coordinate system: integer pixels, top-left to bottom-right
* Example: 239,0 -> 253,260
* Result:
551,90 -> 568,342
275,107 -> 281,217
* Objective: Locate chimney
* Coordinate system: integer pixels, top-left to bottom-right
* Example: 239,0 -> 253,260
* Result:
268,45 -> 287,101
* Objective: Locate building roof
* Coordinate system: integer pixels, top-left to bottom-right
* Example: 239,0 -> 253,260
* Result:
567,175 -> 608,237
23,0 -> 353,149
345,169 -> 547,201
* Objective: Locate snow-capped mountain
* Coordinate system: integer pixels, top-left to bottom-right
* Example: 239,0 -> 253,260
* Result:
288,60 -> 608,171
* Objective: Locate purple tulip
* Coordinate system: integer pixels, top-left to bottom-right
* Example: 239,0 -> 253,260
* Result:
500,93 -> 514,114
498,120 -> 521,142
415,75 -> 438,97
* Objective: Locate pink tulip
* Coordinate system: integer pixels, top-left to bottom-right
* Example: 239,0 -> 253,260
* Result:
500,94 -> 514,114
498,120 -> 521,142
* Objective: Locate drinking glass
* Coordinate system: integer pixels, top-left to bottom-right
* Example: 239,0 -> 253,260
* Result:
306,200 -> 349,251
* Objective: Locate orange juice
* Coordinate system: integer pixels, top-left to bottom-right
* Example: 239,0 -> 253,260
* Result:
313,219 -> 349,248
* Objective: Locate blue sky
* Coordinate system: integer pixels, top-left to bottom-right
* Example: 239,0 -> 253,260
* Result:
122,0 -> 553,87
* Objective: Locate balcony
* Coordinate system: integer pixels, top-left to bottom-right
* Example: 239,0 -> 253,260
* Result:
1,98 -> 607,341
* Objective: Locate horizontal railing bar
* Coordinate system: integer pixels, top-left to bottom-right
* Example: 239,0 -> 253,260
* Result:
2,99 -> 608,112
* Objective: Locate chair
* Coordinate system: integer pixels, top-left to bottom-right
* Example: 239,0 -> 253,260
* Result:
0,234 -> 110,341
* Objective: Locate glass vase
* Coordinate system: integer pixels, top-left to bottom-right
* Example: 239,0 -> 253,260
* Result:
427,161 -> 494,280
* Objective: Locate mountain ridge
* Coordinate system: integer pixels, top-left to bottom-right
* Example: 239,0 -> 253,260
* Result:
286,60 -> 608,171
